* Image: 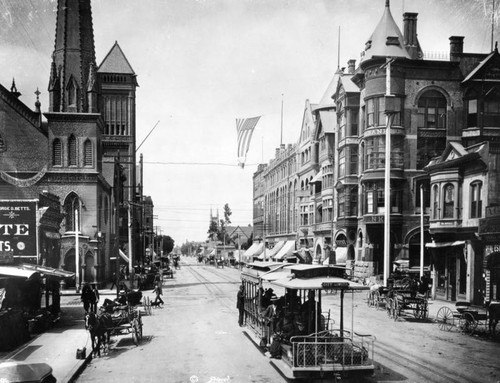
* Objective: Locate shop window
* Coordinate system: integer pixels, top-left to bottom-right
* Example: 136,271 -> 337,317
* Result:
470,181 -> 482,218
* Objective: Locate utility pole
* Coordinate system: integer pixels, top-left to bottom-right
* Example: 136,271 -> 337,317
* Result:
114,154 -> 122,298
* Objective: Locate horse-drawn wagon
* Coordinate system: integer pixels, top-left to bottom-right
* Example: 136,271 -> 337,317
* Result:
436,301 -> 500,335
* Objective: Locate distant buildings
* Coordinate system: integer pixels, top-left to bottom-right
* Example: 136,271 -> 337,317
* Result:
253,1 -> 500,305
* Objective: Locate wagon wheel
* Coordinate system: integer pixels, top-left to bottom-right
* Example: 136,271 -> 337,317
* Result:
421,300 -> 429,320
460,312 -> 477,335
146,296 -> 152,316
436,307 -> 454,331
374,290 -> 381,310
393,298 -> 400,321
366,291 -> 373,307
386,298 -> 393,318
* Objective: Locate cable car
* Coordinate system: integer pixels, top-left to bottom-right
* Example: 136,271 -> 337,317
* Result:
240,263 -> 375,380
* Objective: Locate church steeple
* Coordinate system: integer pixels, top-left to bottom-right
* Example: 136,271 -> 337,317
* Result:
49,0 -> 97,113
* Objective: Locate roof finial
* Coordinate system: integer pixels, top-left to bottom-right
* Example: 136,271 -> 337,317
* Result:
10,78 -> 21,98
34,88 -> 41,112
386,0 -> 390,7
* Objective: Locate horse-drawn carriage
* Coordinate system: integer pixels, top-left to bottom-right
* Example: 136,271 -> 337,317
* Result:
436,301 -> 500,335
86,290 -> 145,357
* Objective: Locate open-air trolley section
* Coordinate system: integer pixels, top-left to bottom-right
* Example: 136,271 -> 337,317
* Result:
240,262 -> 375,381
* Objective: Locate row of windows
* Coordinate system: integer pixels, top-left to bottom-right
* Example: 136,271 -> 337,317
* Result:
52,136 -> 93,167
431,181 -> 483,220
103,96 -> 130,135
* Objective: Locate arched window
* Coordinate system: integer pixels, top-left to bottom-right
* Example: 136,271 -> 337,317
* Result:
68,135 -> 77,166
83,139 -> 93,167
470,181 -> 482,218
417,90 -> 447,129
52,138 -> 62,166
64,193 -> 81,232
443,183 -> 454,218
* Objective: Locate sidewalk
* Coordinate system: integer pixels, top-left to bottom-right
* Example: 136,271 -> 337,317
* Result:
0,287 -> 118,383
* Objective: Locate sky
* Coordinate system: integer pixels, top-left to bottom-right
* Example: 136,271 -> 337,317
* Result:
0,0 -> 499,244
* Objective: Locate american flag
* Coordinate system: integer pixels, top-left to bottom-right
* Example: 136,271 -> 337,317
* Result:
236,116 -> 260,168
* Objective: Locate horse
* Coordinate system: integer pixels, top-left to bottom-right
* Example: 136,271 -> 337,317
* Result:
85,311 -> 112,357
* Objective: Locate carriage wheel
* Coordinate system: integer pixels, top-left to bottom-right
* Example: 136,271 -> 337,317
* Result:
374,291 -> 381,310
393,299 -> 400,321
132,323 -> 139,345
366,291 -> 373,307
386,298 -> 393,318
421,301 -> 429,320
436,307 -> 454,331
460,312 -> 477,335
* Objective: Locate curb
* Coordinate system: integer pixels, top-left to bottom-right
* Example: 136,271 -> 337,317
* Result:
66,353 -> 92,383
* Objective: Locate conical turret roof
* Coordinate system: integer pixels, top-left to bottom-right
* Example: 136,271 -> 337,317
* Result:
361,0 -> 410,62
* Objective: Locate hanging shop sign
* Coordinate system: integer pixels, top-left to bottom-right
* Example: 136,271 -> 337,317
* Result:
0,200 -> 37,263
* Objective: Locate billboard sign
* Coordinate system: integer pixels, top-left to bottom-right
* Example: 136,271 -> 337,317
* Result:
0,200 -> 37,263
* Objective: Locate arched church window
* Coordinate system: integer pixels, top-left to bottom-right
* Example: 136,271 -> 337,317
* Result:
52,138 -> 62,166
68,135 -> 77,166
64,193 -> 81,232
83,139 -> 93,167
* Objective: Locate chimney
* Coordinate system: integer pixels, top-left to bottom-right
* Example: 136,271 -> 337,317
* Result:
347,59 -> 356,74
449,36 -> 464,62
403,13 -> 421,59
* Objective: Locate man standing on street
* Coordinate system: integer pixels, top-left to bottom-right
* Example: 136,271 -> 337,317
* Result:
236,285 -> 245,326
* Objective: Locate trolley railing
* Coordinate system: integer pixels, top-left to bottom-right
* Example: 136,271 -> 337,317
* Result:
285,329 -> 375,369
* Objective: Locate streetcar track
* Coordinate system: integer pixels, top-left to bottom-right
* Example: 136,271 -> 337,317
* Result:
375,340 -> 481,383
184,264 -> 236,311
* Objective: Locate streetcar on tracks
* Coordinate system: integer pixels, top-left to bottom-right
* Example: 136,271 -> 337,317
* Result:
240,262 -> 375,380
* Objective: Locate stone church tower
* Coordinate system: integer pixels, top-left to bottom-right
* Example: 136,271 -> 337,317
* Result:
43,0 -> 137,286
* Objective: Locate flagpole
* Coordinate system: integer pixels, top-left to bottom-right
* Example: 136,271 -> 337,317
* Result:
280,94 -> 284,146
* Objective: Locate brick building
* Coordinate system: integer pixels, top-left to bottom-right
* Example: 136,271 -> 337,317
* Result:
0,0 -> 138,287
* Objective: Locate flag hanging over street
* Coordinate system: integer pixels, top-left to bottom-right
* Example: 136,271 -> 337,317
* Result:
236,116 -> 260,168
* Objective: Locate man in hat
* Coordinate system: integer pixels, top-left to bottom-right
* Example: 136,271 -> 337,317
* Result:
262,294 -> 280,346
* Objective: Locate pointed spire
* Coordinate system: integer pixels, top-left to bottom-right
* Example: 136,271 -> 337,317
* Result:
10,78 -> 21,98
34,88 -> 41,113
50,0 -> 97,113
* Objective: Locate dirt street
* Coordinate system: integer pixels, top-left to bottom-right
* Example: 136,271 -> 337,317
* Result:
76,257 -> 500,383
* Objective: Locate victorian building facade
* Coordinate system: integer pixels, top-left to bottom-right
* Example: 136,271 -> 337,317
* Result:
252,0 -> 500,304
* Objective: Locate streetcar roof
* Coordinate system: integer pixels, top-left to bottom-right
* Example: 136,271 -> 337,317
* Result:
270,276 -> 368,291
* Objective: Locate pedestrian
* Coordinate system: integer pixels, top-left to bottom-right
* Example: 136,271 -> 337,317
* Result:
81,283 -> 93,313
153,281 -> 164,305
90,284 -> 100,313
236,285 -> 245,326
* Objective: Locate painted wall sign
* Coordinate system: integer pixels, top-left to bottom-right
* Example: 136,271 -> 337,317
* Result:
0,200 -> 37,259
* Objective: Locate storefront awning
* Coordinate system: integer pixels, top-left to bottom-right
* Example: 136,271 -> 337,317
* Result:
19,264 -> 75,279
264,241 -> 285,259
0,266 -> 39,279
274,240 -> 296,260
310,170 -> 323,183
425,240 -> 465,248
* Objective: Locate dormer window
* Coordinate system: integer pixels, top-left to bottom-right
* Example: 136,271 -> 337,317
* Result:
386,36 -> 400,46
